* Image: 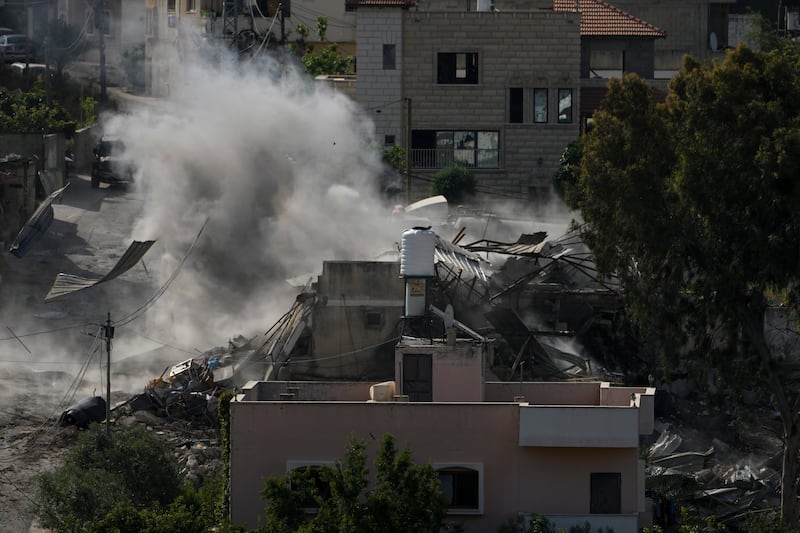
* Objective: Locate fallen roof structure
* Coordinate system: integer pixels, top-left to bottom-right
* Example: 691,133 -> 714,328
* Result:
44,240 -> 156,301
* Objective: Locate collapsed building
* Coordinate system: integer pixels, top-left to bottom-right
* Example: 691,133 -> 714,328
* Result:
50,198 -> 789,530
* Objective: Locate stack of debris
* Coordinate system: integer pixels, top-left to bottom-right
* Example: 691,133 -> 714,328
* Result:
645,410 -> 783,529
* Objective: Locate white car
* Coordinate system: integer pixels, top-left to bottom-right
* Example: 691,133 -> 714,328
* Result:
0,34 -> 33,63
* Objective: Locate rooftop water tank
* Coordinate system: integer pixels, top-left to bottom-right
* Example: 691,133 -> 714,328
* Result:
400,228 -> 436,277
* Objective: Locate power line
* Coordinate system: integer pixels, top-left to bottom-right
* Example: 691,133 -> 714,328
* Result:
113,218 -> 208,327
0,323 -> 91,343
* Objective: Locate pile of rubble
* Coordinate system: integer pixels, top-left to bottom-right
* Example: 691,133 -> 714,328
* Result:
645,393 -> 784,529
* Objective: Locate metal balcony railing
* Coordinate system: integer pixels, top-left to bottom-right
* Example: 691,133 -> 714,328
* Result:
410,149 -> 499,169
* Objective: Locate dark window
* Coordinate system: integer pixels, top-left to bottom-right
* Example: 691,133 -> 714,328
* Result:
186,0 -> 195,11
509,88 -> 523,123
411,129 -> 498,169
437,52 -> 478,84
533,88 -> 548,123
558,88 -> 573,123
384,134 -> 395,145
438,467 -> 480,510
383,44 -> 396,70
365,311 -> 383,328
167,0 -> 176,12
590,472 -> 621,514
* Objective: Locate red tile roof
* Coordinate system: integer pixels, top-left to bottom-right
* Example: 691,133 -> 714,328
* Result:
345,0 -> 416,7
581,85 -> 667,115
553,0 -> 666,38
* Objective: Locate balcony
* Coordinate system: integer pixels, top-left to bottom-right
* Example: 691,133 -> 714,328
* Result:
518,404 -> 641,448
411,149 -> 499,170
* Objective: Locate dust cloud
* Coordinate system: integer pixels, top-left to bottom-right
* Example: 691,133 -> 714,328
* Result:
102,52 -> 403,349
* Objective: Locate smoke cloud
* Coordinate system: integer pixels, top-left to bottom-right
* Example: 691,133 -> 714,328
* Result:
103,52 -> 403,348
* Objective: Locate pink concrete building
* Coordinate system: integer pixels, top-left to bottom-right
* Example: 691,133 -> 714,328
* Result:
229,337 -> 655,531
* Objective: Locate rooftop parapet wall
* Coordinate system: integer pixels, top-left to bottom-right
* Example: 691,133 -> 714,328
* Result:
485,380 -> 602,405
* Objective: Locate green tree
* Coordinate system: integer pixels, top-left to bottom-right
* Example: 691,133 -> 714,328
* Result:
261,434 -> 447,532
553,137 -> 583,200
32,424 -> 182,531
0,85 -> 75,134
430,163 -> 476,203
571,46 -> 800,524
292,17 -> 353,76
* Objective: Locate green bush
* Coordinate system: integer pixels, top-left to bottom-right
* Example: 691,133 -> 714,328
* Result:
32,424 -> 182,532
430,163 -> 476,203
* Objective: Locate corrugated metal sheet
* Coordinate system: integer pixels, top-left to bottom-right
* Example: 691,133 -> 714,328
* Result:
434,237 -> 489,282
8,184 -> 69,258
44,240 -> 156,301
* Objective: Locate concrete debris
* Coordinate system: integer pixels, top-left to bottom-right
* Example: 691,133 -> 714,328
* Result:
645,417 -> 783,529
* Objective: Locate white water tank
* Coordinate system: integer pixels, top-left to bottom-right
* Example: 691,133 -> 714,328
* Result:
400,228 -> 436,277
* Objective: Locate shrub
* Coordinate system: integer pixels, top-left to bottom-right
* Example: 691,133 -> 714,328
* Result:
430,163 -> 476,203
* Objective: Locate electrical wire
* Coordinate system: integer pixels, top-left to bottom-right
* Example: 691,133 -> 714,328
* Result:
0,323 -> 91,343
285,335 -> 401,364
0,326 -> 101,455
289,5 -> 355,29
113,218 -> 208,327
244,6 -> 280,61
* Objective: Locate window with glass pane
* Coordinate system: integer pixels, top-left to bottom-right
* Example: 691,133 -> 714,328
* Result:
186,0 -> 195,11
509,88 -> 523,123
454,131 -> 475,166
477,132 -> 498,168
168,0 -> 176,12
437,52 -> 479,84
558,88 -> 573,123
436,131 -> 454,167
383,44 -> 396,70
438,467 -> 480,510
534,88 -> 548,123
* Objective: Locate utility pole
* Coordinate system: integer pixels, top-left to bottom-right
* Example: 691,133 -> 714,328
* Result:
104,312 -> 114,434
44,37 -> 50,107
96,2 -> 107,101
279,3 -> 285,45
405,97 -> 412,205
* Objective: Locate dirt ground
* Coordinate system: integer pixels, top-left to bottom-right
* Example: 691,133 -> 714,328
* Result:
0,173 -> 182,532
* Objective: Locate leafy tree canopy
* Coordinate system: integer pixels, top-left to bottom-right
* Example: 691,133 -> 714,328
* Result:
32,424 -> 182,531
292,17 -> 353,76
261,433 -> 447,533
0,85 -> 76,134
569,45 -> 800,522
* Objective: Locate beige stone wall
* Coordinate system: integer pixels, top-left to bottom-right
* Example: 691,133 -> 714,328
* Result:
401,10 -> 581,199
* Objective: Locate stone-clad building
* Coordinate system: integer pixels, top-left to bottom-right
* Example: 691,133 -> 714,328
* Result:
349,0 -> 665,203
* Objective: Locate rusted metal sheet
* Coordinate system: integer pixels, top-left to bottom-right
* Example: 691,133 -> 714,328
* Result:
44,240 -> 156,301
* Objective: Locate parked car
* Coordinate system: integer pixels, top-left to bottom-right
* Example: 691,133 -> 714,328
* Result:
0,28 -> 15,37
0,34 -> 34,63
91,137 -> 135,188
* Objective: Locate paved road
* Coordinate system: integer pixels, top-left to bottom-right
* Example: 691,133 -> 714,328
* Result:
0,173 -> 194,533
0,173 -> 157,363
